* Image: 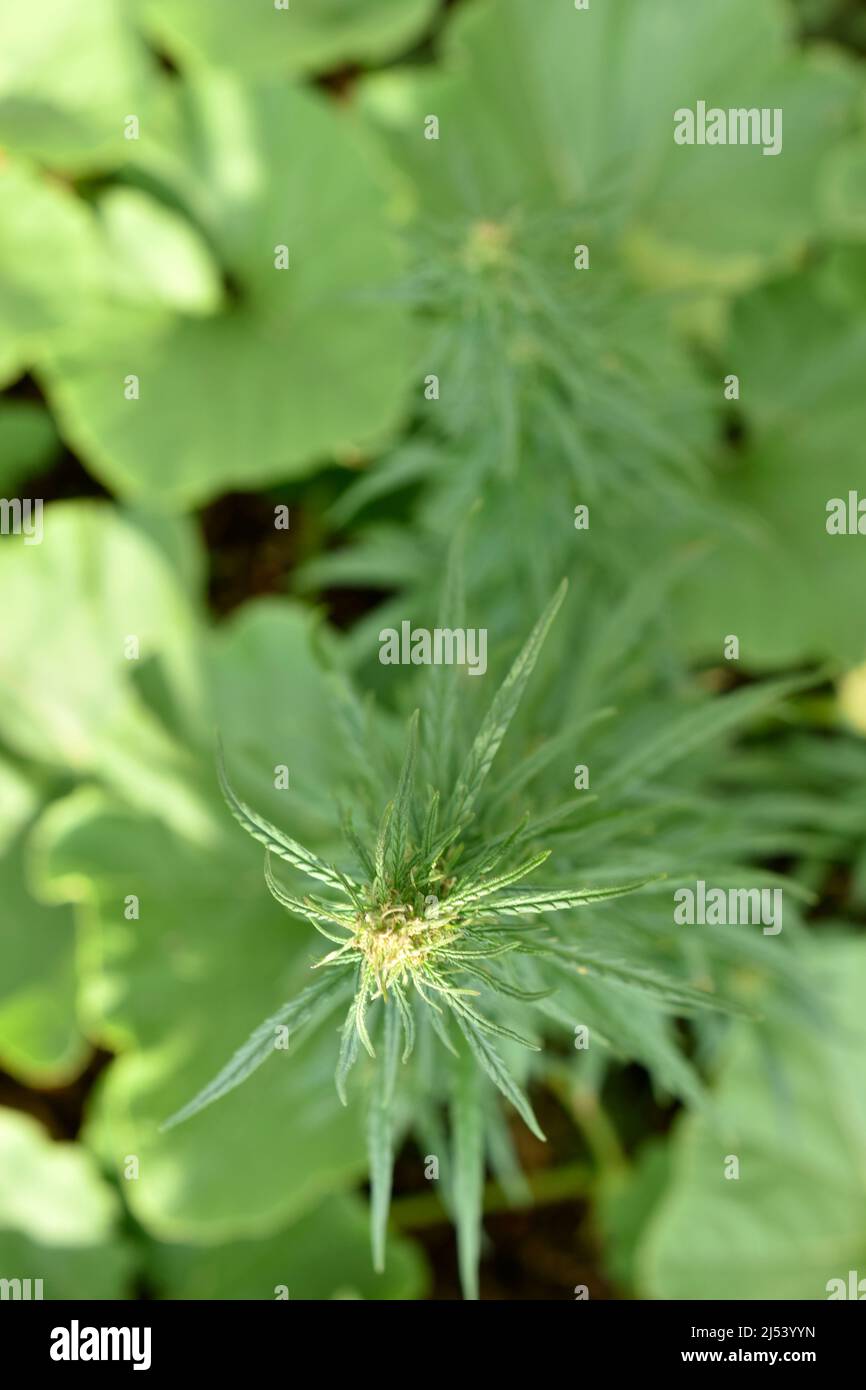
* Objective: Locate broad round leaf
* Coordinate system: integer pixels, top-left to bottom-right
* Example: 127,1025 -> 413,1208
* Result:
0,0 -> 155,173
33,786 -> 367,1242
0,762 -> 84,1083
0,160 -> 104,374
39,77 -> 415,506
0,1108 -> 134,1299
145,1195 -> 427,1300
670,258 -> 866,667
140,0 -> 438,77
639,938 -> 866,1299
0,502 -> 211,835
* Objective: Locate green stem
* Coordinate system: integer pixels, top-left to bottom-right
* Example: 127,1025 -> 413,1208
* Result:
547,1071 -> 629,1174
389,1160 -> 592,1231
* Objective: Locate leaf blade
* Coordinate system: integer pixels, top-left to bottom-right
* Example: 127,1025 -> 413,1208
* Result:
450,1041 -> 484,1300
449,579 -> 568,823
162,972 -> 351,1131
368,1001 -> 400,1272
217,739 -> 352,893
452,1011 -> 545,1142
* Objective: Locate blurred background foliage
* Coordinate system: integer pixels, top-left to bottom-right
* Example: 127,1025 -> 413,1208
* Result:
0,0 -> 865,1299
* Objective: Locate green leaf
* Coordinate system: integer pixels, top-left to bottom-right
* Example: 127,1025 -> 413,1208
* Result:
0,502 -> 213,840
40,76 -> 414,506
391,981 -> 416,1064
363,0 -> 859,290
0,811 -> 85,1084
373,800 -> 393,899
670,260 -> 866,668
453,1011 -> 545,1143
603,675 -> 818,795
639,938 -> 866,1299
210,600 -> 355,842
0,0 -> 155,172
445,990 -> 540,1052
0,1108 -> 134,1300
446,851 -> 550,912
488,712 -> 613,806
450,1043 -> 484,1300
483,876 -> 657,917
163,972 -> 352,1131
598,1140 -> 672,1293
450,580 -> 567,823
0,760 -> 85,1085
25,552 -> 373,1241
0,161 -> 103,376
367,1002 -> 400,1272
98,186 -> 223,316
545,945 -> 751,1019
384,710 -> 419,885
822,135 -> 866,239
145,1194 -> 427,1301
541,973 -> 704,1109
424,523 -> 468,795
264,853 -> 355,932
218,741 -> 352,895
452,961 -> 551,1006
140,0 -> 438,78
335,995 -> 362,1107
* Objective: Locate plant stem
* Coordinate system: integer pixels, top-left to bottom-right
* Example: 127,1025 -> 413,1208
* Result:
547,1070 -> 629,1174
389,1160 -> 592,1231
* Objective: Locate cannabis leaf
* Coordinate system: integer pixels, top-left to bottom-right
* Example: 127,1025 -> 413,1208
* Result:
163,569 -> 808,1296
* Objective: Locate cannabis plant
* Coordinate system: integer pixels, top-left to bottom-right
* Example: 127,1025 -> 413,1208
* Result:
166,547 -> 811,1297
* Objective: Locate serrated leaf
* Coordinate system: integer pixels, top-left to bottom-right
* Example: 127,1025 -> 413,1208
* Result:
367,1002 -> 400,1272
454,961 -> 552,1004
384,709 -> 419,884
445,993 -> 540,1052
218,741 -> 352,894
391,981 -> 416,1064
489,710 -> 615,805
484,876 -> 658,916
340,811 -> 376,882
163,973 -> 350,1131
545,946 -> 751,1018
450,580 -> 567,823
264,852 -> 355,931
335,997 -> 361,1108
452,1012 -> 545,1143
603,675 -> 819,795
450,1043 -> 484,1300
447,851 -> 551,912
424,523 -> 468,794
